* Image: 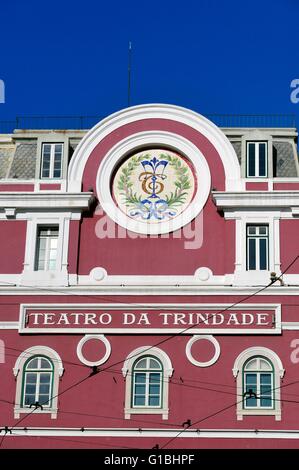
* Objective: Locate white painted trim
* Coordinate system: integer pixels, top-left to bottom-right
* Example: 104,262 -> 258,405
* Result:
0,285 -> 298,295
122,346 -> 173,377
232,346 -> 285,378
97,131 -> 211,235
76,334 -> 111,367
185,335 -> 220,367
13,345 -> 64,420
246,141 -> 268,178
0,193 -> 91,209
18,303 -> 281,335
81,273 -> 234,286
21,213 -> 71,287
233,212 -> 280,286
7,427 -> 299,440
0,321 -> 19,329
68,103 -> 242,192
282,322 -> 299,330
213,191 -> 299,210
13,346 -> 64,377
16,328 -> 280,335
122,346 -> 173,420
40,142 -> 64,179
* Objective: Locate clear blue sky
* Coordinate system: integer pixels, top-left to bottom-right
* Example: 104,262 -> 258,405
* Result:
0,0 -> 299,121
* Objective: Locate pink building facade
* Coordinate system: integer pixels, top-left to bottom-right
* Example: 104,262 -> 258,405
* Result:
1,104 -> 299,449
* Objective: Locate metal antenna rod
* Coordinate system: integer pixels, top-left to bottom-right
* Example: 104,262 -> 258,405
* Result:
128,41 -> 132,107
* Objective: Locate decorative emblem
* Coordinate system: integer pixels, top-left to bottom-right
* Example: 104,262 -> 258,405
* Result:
112,149 -> 196,223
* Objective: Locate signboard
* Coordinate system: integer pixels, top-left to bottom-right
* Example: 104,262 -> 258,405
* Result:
19,303 -> 281,334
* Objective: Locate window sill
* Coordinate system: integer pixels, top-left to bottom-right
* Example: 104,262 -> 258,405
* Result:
233,270 -> 272,286
125,407 -> 169,420
20,269 -> 68,287
237,409 -> 281,421
14,407 -> 58,419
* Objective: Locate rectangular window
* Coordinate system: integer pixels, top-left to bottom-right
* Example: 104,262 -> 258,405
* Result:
132,371 -> 161,408
246,142 -> 267,177
41,143 -> 63,178
247,225 -> 269,270
35,226 -> 59,271
244,372 -> 273,409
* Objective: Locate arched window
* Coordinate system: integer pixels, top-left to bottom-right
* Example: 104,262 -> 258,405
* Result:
233,347 -> 284,421
243,356 -> 274,409
22,356 -> 54,408
132,356 -> 162,408
13,346 -> 64,419
122,346 -> 173,420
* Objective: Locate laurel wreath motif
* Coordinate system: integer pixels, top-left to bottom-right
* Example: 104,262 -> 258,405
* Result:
116,152 -> 191,211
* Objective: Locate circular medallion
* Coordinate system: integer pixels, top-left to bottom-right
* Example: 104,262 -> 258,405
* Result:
76,334 -> 111,367
112,149 -> 196,225
186,335 -> 220,368
96,131 -> 211,235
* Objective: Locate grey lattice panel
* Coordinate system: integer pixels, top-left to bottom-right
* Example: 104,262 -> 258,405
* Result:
8,142 -> 37,179
0,147 -> 14,178
273,142 -> 298,177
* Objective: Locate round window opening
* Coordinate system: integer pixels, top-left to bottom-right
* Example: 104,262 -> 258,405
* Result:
112,148 -> 197,224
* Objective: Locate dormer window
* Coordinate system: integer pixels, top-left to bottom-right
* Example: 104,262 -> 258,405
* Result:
246,142 -> 267,177
41,143 -> 63,178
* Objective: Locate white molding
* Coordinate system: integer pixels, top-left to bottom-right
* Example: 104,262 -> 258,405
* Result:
35,135 -> 69,180
13,408 -> 58,420
96,131 -> 211,235
122,346 -> 173,377
232,346 -> 284,422
68,103 -> 242,192
13,345 -> 64,420
232,346 -> 285,378
20,213 -> 71,287
79,273 -> 234,286
122,346 -> 173,420
76,334 -> 111,367
13,345 -> 64,377
213,191 -> 299,210
0,193 -> 91,210
0,321 -> 19,329
185,335 -> 220,367
233,212 -> 280,285
1,284 -> 299,295
7,427 -> 299,440
282,322 -> 299,330
89,267 -> 108,282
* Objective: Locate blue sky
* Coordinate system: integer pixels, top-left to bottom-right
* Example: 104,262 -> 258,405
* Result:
0,0 -> 299,121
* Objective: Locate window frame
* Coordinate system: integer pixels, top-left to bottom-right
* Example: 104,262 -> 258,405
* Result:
131,356 -> 163,409
21,214 -> 73,287
34,225 -> 59,271
232,347 -> 284,421
233,213 -> 281,286
41,143 -> 64,179
246,224 -> 269,271
243,356 -> 274,410
122,346 -> 173,420
21,355 -> 54,409
246,141 -> 268,178
13,346 -> 64,419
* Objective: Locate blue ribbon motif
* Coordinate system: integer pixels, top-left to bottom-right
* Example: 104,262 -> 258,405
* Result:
130,199 -> 177,220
